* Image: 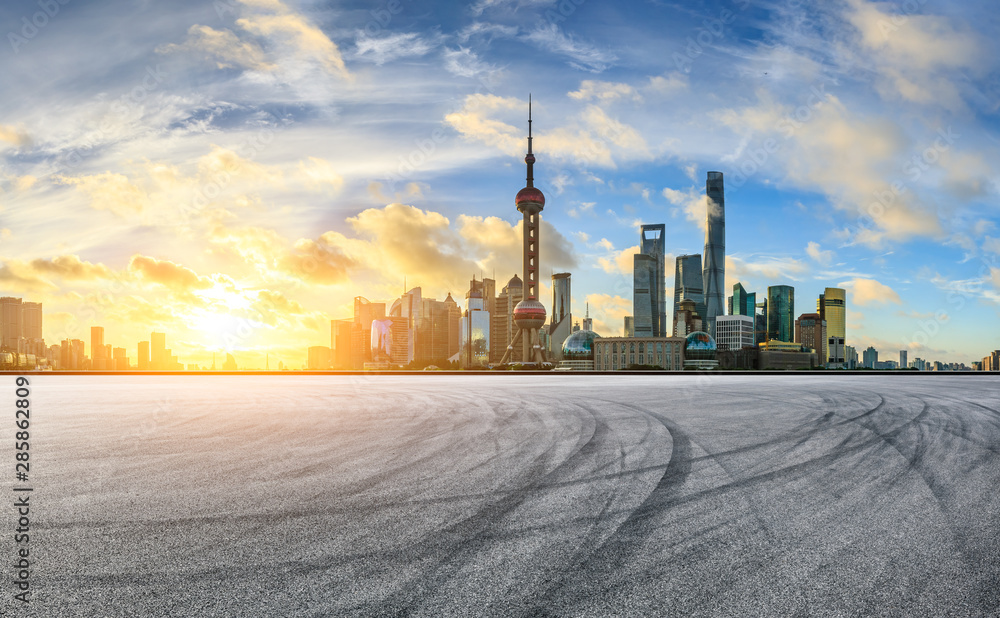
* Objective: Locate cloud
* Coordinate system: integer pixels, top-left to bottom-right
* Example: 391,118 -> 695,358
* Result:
354,31 -> 442,65
236,1 -> 351,80
470,0 -> 554,17
0,125 -> 31,148
157,25 -> 276,71
843,0 -> 980,110
456,22 -> 519,43
598,244 -> 638,274
445,95 -> 649,168
298,157 -> 343,193
983,237 -> 1000,255
718,92 -> 942,246
569,80 -> 641,103
28,255 -> 114,281
839,277 -> 902,306
128,255 -> 214,291
280,236 -> 357,285
584,293 -> 630,337
663,186 -> 713,232
522,23 -> 615,73
646,73 -> 688,96
727,255 -> 809,285
442,47 -> 501,79
806,241 -> 833,265
56,172 -> 150,216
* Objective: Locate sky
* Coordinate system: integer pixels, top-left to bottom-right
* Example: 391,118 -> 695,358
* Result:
1,0 -> 999,368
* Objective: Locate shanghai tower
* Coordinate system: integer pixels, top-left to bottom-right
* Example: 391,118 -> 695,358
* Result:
702,171 -> 725,338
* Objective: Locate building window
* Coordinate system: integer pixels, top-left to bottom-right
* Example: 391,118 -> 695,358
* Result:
612,343 -> 618,353
630,343 -> 635,353
638,342 -> 645,354
639,354 -> 644,364
656,342 -> 662,354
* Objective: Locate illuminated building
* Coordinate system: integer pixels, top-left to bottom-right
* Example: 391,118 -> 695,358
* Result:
91,326 -> 106,370
673,299 -> 704,337
460,287 -> 491,369
137,341 -> 150,370
151,331 -> 166,370
307,346 -> 332,369
491,275 -> 522,364
0,297 -> 22,351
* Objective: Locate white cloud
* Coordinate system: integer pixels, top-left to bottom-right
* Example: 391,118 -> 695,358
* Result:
839,277 -> 902,306
522,23 -> 615,73
806,241 -> 833,265
354,31 -> 442,65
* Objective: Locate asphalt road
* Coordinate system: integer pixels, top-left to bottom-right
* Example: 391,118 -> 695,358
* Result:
5,374 -> 1000,617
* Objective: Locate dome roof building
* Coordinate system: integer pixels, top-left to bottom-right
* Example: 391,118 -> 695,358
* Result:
684,330 -> 718,370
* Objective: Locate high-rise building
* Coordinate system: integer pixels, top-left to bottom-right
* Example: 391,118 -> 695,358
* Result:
624,316 -> 634,337
151,331 -> 166,370
863,346 -> 879,369
582,303 -> 593,332
112,347 -> 128,370
499,98 -> 548,366
794,313 -> 827,356
818,288 -> 846,367
766,286 -> 795,342
459,287 -> 491,368
702,171 -> 726,337
21,302 -> 42,339
673,255 -> 705,330
754,300 -> 768,345
549,272 -> 573,361
137,341 -> 150,370
91,326 -> 106,370
491,275 -> 522,364
715,314 -> 755,351
444,293 -> 461,360
351,297 -> 386,369
730,283 -> 755,317
330,319 -> 352,368
846,345 -> 858,369
633,225 -> 666,337
1,297 -> 23,351
899,350 -> 908,369
307,346 -> 332,369
673,299 -> 704,338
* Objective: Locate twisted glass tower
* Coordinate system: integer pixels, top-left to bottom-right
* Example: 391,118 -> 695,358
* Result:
702,171 -> 726,338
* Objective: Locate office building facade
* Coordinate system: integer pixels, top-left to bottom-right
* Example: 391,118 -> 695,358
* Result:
633,224 -> 666,337
549,272 -> 573,361
767,285 -> 795,343
715,314 -> 755,351
818,287 -> 846,367
594,336 -> 686,371
674,254 -> 705,330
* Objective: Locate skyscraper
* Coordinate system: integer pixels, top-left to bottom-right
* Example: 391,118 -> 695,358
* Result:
899,350 -> 908,369
633,224 -> 666,337
151,331 -> 166,369
767,286 -> 795,343
863,346 -> 879,369
673,254 -> 705,329
499,97 -> 547,367
731,283 -> 755,317
549,272 -> 572,361
491,275 -> 522,364
0,297 -> 23,351
794,313 -> 827,356
459,287 -> 490,369
137,340 -> 150,370
817,287 -> 846,368
702,171 -> 726,337
91,326 -> 105,370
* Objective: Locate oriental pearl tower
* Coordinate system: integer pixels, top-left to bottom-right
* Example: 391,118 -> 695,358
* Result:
499,97 -> 548,367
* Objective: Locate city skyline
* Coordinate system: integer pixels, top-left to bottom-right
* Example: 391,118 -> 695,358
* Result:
2,0 -> 999,366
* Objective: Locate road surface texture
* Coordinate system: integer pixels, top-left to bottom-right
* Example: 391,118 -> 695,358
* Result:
5,374 -> 1000,616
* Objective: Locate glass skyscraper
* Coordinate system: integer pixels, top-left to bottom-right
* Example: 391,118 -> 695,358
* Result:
730,282 -> 755,317
633,224 -> 666,337
673,254 -> 705,334
702,172 -> 726,337
767,285 -> 795,343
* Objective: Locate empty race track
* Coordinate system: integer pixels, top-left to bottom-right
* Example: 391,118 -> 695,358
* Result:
7,374 -> 1000,616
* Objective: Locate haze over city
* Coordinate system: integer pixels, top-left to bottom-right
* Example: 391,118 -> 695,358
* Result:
2,0 -> 999,368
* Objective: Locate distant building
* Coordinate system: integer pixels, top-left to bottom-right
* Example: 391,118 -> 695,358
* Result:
715,314 -> 755,351
766,285 -> 795,343
863,346 -> 879,369
557,329 -> 601,371
491,275 -> 521,364
151,331 -> 167,370
331,319 -> 352,369
307,346 -> 332,369
112,347 -> 128,371
684,331 -> 718,370
137,341 -> 150,370
549,272 -> 573,362
845,345 -> 858,369
91,326 -> 105,370
593,336 -> 686,371
899,350 -> 908,369
730,282 -> 755,317
0,297 -> 23,351
624,316 -> 634,337
351,297 -> 386,369
982,351 -> 1000,371
222,353 -> 237,371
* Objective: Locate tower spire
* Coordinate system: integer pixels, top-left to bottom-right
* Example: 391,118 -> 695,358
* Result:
525,94 -> 535,188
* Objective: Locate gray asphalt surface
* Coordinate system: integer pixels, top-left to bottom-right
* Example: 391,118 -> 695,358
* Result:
4,374 -> 1000,617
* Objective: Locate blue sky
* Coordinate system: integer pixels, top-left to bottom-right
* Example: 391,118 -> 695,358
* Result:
1,0 -> 998,367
